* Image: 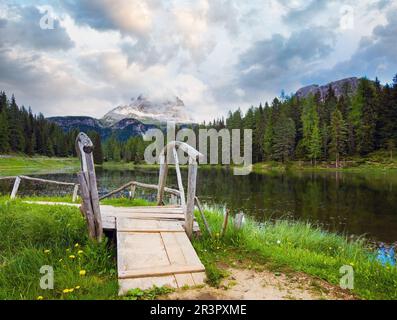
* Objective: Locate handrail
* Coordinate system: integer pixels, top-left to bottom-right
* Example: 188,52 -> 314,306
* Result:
159,141 -> 204,162
9,175 -> 79,202
157,141 -> 202,239
99,180 -> 180,201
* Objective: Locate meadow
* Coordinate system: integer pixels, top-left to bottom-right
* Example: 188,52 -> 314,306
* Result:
0,196 -> 396,300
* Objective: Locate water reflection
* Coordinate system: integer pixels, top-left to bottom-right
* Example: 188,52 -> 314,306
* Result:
1,168 -> 396,243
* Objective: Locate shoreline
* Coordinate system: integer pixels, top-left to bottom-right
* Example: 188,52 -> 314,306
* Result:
2,154 -> 397,176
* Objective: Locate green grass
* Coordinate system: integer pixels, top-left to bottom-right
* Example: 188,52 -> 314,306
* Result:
0,156 -> 79,176
1,196 -> 396,300
0,197 -> 118,300
0,196 -> 158,300
192,206 -> 397,300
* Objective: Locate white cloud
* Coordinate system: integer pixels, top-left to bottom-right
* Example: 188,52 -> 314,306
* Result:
0,0 -> 396,122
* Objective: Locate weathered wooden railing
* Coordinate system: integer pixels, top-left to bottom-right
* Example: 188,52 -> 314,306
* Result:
75,132 -> 103,241
99,180 -> 180,200
8,175 -> 79,202
157,141 -> 204,239
99,141 -> 211,238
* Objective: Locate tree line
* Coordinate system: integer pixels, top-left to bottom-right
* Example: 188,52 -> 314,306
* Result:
3,74 -> 397,167
102,135 -> 149,163
0,91 -> 106,164
0,91 -> 75,157
202,75 -> 397,166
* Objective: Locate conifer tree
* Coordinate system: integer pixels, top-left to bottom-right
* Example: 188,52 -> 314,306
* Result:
330,109 -> 347,168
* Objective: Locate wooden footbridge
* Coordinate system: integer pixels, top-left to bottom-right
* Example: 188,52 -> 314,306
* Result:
11,133 -> 210,295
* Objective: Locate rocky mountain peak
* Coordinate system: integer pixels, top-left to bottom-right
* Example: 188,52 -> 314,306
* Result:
101,95 -> 193,126
295,77 -> 359,100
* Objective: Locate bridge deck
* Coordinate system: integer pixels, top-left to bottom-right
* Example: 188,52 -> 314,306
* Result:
24,201 -> 206,294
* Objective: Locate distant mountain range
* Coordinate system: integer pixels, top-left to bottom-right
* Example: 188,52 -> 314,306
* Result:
48,95 -> 192,141
49,78 -> 362,141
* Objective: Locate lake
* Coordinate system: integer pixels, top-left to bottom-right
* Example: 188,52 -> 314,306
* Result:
1,167 -> 397,243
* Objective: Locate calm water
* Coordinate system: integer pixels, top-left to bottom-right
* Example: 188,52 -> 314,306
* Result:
1,168 -> 397,243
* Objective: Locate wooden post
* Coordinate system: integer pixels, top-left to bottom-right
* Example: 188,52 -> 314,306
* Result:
72,184 -> 79,202
129,184 -> 136,200
185,158 -> 198,239
157,153 -> 168,205
195,197 -> 212,237
221,209 -> 230,237
10,176 -> 21,199
234,211 -> 245,230
77,172 -> 96,239
75,132 -> 103,242
173,147 -> 186,208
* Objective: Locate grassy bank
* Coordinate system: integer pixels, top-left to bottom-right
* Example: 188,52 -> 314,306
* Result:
253,151 -> 397,174
0,156 -> 79,176
2,152 -> 397,177
0,196 -> 396,300
194,206 -> 397,300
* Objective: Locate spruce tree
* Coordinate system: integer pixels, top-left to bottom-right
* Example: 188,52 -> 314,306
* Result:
0,111 -> 10,153
330,109 -> 347,168
8,95 -> 25,152
272,112 -> 296,163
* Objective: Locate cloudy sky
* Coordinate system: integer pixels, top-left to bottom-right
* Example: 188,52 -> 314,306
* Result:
0,0 -> 396,121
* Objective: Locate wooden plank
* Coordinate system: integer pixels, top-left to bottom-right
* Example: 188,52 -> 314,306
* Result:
100,205 -> 183,212
191,272 -> 206,285
161,232 -> 195,287
117,232 -> 170,271
117,218 -> 184,233
118,264 -> 205,279
173,232 -> 206,286
117,230 -> 177,294
102,216 -> 116,229
104,212 -> 185,220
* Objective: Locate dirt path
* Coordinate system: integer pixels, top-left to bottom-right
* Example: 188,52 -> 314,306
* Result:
163,267 -> 355,300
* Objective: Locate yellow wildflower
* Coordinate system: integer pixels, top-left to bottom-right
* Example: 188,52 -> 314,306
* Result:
79,270 -> 86,276
37,296 -> 44,300
74,243 -> 79,248
44,250 -> 50,254
75,286 -> 81,290
78,250 -> 84,255
63,289 -> 70,294
69,255 -> 76,259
